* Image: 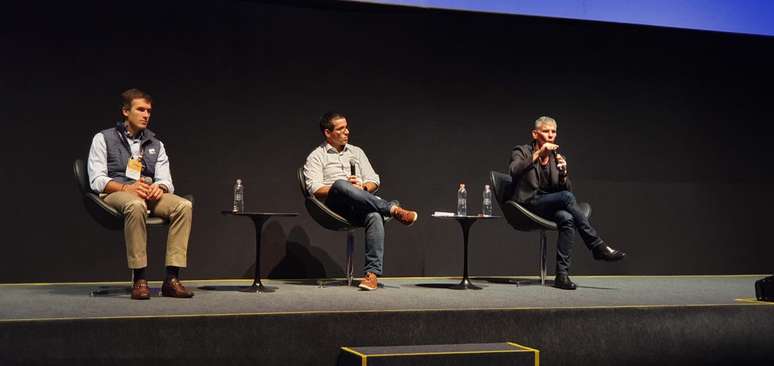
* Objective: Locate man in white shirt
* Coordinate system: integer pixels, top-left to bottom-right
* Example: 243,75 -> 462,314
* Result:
87,89 -> 194,300
303,112 -> 418,290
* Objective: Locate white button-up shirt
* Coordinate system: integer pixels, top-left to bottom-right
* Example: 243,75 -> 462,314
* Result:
303,142 -> 380,196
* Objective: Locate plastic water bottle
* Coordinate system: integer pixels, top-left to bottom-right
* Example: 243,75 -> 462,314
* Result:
233,179 -> 244,212
482,184 -> 493,216
457,184 -> 467,216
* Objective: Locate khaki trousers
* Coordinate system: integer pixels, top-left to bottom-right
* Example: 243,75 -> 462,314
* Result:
103,192 -> 193,269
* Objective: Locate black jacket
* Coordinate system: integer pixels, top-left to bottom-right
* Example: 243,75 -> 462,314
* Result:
508,142 -> 572,204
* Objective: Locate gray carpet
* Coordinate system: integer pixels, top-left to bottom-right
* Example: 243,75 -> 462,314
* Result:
0,275 -> 770,321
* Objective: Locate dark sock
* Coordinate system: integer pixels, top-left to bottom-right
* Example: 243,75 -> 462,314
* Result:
133,267 -> 147,282
166,266 -> 180,281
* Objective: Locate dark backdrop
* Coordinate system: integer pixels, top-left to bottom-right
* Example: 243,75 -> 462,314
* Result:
2,0 -> 773,282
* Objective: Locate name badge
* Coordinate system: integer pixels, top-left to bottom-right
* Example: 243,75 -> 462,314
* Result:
125,158 -> 142,181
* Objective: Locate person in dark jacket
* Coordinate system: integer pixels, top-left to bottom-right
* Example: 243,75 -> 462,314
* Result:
509,116 -> 626,290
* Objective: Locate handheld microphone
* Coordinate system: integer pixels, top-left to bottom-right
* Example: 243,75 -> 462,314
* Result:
141,176 -> 153,185
552,149 -> 567,174
350,160 -> 356,177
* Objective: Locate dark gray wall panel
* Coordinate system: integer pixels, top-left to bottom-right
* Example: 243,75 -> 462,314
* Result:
1,1 -> 772,282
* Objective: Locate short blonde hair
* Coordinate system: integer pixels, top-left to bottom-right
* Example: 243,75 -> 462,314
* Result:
534,116 -> 557,129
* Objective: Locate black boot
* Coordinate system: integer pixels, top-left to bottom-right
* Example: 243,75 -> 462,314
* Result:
554,274 -> 577,290
592,245 -> 626,261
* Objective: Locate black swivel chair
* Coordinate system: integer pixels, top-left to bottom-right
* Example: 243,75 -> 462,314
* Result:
296,167 -> 391,287
73,158 -> 192,295
296,167 -> 356,286
489,171 -> 591,286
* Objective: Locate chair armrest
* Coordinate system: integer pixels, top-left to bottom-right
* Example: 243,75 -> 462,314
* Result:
83,193 -> 124,230
310,198 -> 349,223
305,197 -> 354,231
577,202 -> 591,219
85,193 -> 122,218
505,200 -> 558,230
503,200 -> 591,231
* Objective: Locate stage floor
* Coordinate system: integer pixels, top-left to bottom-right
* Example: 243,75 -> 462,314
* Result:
1,275 -> 771,321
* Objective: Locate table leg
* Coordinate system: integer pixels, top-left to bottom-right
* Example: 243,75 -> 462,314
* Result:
451,218 -> 482,290
240,216 -> 275,293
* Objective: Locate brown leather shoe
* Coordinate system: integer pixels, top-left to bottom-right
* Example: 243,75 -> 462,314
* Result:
161,277 -> 194,298
131,279 -> 150,300
391,206 -> 418,226
358,272 -> 379,291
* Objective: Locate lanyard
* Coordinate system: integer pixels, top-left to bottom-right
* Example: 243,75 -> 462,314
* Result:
118,127 -> 144,160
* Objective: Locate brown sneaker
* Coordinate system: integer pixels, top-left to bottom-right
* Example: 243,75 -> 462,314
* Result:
161,277 -> 194,298
131,279 -> 150,300
358,272 -> 378,291
391,206 -> 418,226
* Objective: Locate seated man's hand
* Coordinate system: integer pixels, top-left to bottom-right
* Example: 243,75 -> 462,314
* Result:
125,181 -> 150,199
146,183 -> 165,201
556,153 -> 569,175
540,143 -> 559,157
348,176 -> 364,190
533,143 -> 559,161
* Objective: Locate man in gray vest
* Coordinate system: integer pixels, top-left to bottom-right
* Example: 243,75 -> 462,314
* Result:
87,89 -> 194,300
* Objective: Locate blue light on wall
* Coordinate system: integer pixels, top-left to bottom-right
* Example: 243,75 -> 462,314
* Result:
350,0 -> 774,37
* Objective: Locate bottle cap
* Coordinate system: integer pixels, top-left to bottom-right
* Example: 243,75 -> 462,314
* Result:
236,179 -> 242,184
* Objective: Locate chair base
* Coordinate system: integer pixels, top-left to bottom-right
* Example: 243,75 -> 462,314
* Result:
317,279 -> 357,288
89,286 -> 132,297
539,230 -> 548,286
319,231 -> 356,288
90,286 -> 163,297
318,279 -> 387,289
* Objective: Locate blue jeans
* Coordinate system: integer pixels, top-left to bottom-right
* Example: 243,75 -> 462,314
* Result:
325,180 -> 394,275
527,191 -> 604,275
